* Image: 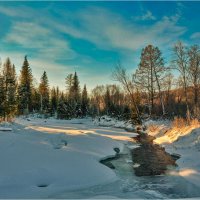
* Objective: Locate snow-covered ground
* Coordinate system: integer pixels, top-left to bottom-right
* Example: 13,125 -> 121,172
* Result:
1,116 -> 200,199
145,119 -> 200,194
0,117 -> 137,198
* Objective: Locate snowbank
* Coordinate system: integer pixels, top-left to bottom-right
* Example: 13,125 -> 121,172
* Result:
145,119 -> 200,190
0,117 -> 126,198
93,116 -> 134,130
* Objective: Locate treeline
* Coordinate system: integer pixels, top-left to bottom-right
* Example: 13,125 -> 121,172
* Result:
113,42 -> 200,124
0,41 -> 200,124
0,56 -> 91,120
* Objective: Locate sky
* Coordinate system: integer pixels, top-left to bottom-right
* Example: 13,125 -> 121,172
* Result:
0,1 -> 200,91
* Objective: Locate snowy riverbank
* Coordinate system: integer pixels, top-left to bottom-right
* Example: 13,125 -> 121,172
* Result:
0,117 -> 136,198
1,116 -> 200,198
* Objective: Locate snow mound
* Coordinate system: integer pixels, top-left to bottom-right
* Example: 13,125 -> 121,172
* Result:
94,116 -> 134,130
0,127 -> 12,131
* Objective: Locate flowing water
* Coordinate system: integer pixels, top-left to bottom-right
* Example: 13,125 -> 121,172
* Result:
53,142 -> 200,199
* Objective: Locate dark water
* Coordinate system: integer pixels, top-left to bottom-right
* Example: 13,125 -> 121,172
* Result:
52,142 -> 200,199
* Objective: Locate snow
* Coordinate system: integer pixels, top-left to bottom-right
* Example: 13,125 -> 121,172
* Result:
0,127 -> 12,131
2,115 -> 200,198
0,117 -> 136,198
94,115 -> 134,130
146,119 -> 200,192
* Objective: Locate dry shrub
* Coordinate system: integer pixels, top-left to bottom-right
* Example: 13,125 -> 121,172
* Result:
190,118 -> 200,127
148,124 -> 159,132
0,117 -> 15,123
172,117 -> 186,128
172,117 -> 200,128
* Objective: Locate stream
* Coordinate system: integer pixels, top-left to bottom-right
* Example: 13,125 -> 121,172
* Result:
54,140 -> 200,199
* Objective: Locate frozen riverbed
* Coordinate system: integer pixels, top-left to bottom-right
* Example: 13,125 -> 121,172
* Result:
1,117 -> 200,199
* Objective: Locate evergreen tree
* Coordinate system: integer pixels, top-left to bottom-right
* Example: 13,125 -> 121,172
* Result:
81,84 -> 89,117
39,71 -> 49,113
65,73 -> 73,97
0,61 -> 4,118
32,87 -> 40,112
65,72 -> 81,118
18,56 -> 33,114
1,58 -> 17,120
50,86 -> 59,116
72,72 -> 81,104
57,92 -> 73,119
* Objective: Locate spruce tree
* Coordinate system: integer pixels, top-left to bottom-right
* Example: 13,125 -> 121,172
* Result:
65,73 -> 73,98
72,72 -> 81,103
57,92 -> 73,119
81,84 -> 89,117
72,72 -> 81,117
0,61 -> 4,118
2,58 -> 17,120
39,71 -> 49,113
32,87 -> 40,113
18,56 -> 33,114
50,87 -> 59,116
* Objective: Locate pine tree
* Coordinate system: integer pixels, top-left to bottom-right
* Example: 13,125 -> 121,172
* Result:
57,92 -> 73,119
65,72 -> 81,118
50,86 -> 59,116
72,72 -> 81,104
81,84 -> 89,117
65,73 -> 73,97
18,56 -> 33,114
0,61 -> 4,118
39,71 -> 49,113
1,58 -> 17,120
32,87 -> 40,113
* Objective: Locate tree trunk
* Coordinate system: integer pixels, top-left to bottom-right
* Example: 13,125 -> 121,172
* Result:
153,67 -> 166,115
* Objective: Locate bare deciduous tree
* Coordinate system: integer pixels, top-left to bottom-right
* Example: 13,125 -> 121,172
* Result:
134,45 -> 166,116
113,63 -> 142,125
172,41 -> 191,123
188,45 -> 200,117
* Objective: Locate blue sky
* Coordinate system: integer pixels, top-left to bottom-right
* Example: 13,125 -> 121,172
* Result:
0,1 -> 200,91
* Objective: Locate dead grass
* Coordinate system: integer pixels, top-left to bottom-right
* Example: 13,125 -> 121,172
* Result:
172,117 -> 200,129
172,117 -> 187,129
148,124 -> 159,132
0,117 -> 15,123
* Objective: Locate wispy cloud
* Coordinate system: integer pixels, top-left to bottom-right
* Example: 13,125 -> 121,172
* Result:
135,10 -> 156,21
190,32 -> 200,40
0,4 -> 186,53
5,21 -> 76,61
0,3 -> 189,89
52,6 -> 186,51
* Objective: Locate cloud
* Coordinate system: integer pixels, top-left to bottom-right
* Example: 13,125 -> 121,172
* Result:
0,4 -> 186,53
135,10 -> 156,21
0,3 -> 187,90
51,6 -> 186,51
0,6 -> 24,17
5,21 -> 76,61
190,32 -> 200,40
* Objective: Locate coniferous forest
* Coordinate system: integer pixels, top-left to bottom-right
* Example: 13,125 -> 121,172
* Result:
0,42 -> 200,124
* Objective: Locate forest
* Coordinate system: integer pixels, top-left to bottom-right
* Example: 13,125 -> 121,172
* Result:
0,41 -> 200,124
